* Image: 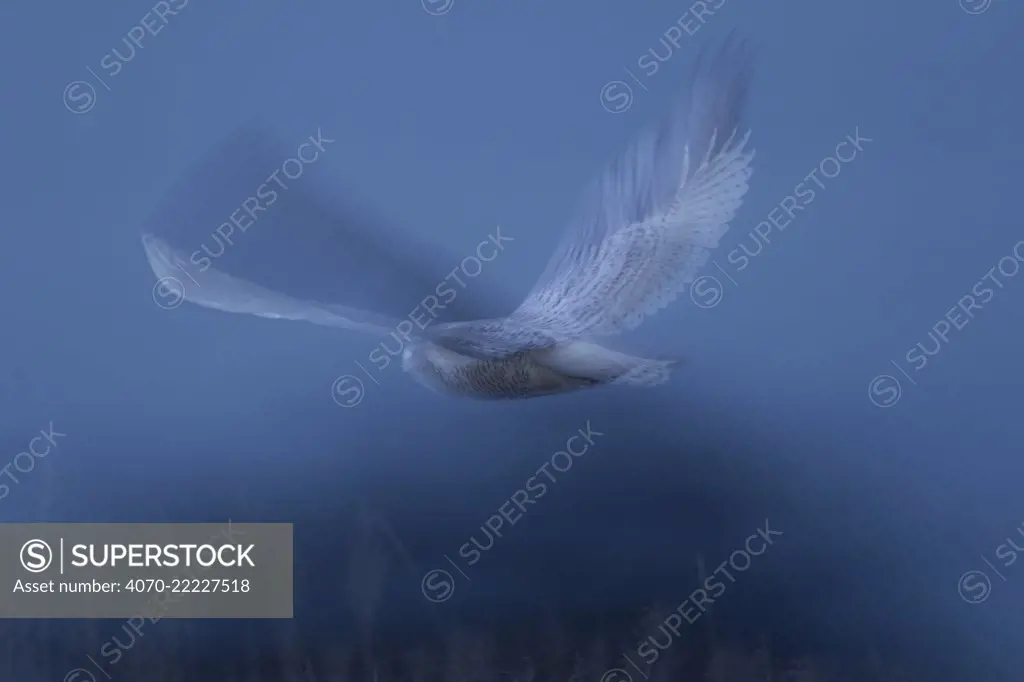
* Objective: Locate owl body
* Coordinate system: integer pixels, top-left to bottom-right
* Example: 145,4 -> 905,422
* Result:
400,342 -> 597,399
400,339 -> 674,399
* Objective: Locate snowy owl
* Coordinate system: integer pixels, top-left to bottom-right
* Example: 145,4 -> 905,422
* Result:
142,37 -> 755,400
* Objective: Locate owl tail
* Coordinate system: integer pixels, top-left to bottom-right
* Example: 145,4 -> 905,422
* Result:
537,342 -> 679,387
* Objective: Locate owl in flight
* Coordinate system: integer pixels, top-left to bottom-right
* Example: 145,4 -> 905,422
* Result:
142,37 -> 754,400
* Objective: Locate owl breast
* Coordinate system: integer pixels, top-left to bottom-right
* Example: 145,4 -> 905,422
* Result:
401,342 -> 595,399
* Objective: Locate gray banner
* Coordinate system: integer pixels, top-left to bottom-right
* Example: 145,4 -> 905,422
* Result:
0,522 -> 292,618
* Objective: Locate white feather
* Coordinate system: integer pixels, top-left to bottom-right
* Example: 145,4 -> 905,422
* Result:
142,233 -> 403,336
507,36 -> 755,343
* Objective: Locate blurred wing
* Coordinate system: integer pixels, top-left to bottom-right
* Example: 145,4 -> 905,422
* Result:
508,35 -> 755,343
144,232 -> 405,336
142,124 -> 511,332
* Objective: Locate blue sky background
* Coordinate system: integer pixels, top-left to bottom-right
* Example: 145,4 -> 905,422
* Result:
1,0 -> 1023,678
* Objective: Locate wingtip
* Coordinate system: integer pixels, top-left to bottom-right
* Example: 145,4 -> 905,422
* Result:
691,30 -> 758,86
139,231 -> 182,280
140,232 -> 165,262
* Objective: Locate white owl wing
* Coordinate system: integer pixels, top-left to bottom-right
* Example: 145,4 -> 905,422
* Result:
139,125 -> 514,342
506,35 -> 755,345
144,233 -> 405,336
